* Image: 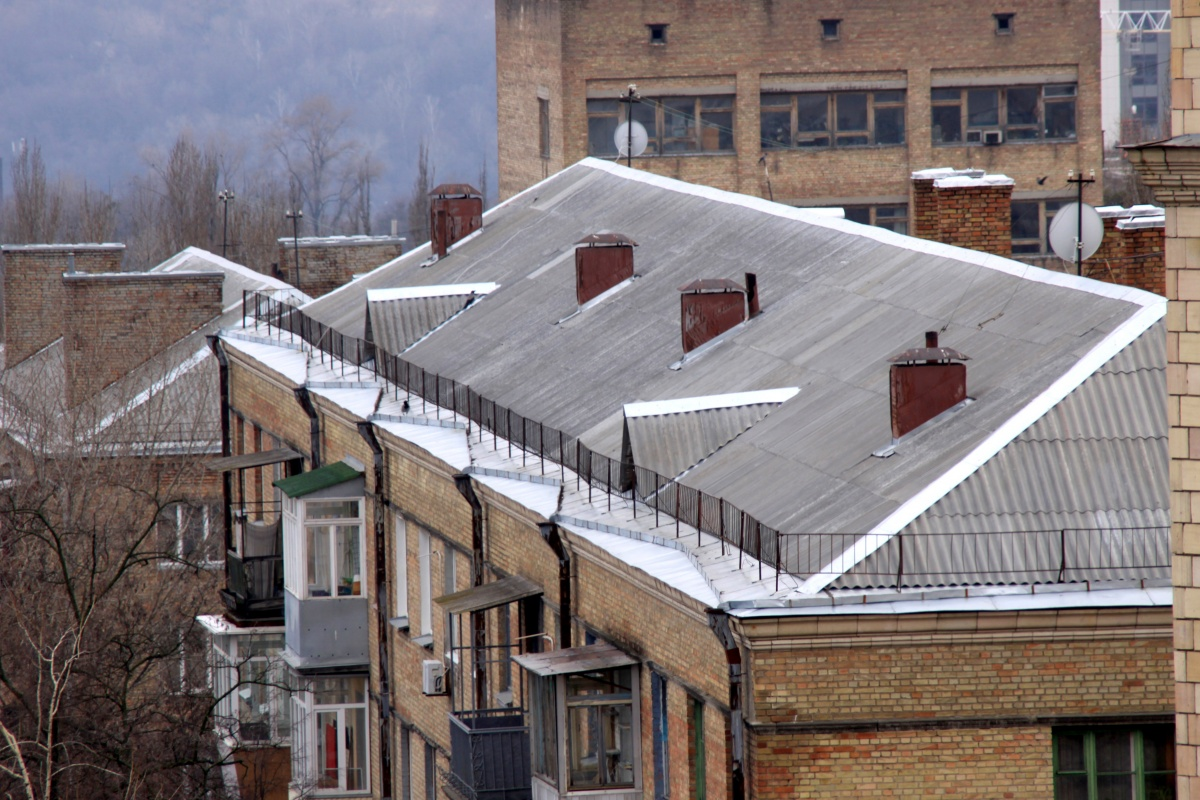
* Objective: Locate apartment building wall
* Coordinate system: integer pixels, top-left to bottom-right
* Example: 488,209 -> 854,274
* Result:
497,0 -> 1103,212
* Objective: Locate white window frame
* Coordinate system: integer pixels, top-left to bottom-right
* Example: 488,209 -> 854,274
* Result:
394,514 -> 409,623
210,631 -> 290,745
282,496 -> 365,600
292,676 -> 371,795
158,502 -> 223,569
418,529 -> 433,637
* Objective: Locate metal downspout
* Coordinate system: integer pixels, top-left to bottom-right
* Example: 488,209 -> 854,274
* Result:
293,386 -> 321,468
357,422 -> 393,800
538,522 -> 572,650
454,474 -> 488,710
707,609 -> 746,800
207,336 -> 234,555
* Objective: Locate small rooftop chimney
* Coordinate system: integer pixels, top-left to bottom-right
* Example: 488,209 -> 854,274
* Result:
678,276 -> 758,354
888,331 -> 970,439
429,184 -> 483,258
574,233 -> 637,305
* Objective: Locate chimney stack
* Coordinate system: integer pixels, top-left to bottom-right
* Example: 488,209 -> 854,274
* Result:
888,331 -> 969,439
910,168 -> 1013,256
678,276 -> 759,354
574,233 -> 636,305
429,184 -> 483,258
2,244 -> 125,367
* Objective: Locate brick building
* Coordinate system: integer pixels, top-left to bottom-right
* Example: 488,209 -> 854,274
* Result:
496,0 -> 1103,260
206,160 -> 1172,799
276,235 -> 405,299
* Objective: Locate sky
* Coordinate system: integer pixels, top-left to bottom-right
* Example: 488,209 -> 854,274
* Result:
0,0 -> 497,209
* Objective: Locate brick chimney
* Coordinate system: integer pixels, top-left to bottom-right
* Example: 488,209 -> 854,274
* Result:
277,234 -> 404,299
430,184 -> 483,258
678,275 -> 759,353
910,168 -> 1013,257
1087,205 -> 1165,295
62,271 -> 223,407
2,244 -> 125,366
888,331 -> 969,439
574,233 -> 636,305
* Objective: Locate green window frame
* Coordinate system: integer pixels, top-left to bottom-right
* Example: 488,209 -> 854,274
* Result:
1053,725 -> 1175,800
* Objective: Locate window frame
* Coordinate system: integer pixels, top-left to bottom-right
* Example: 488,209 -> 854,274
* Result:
394,514 -> 409,624
539,97 -> 551,159
283,495 -> 365,600
293,675 -> 371,795
212,631 -> 291,744
1010,198 -> 1066,255
841,203 -> 909,235
820,18 -> 841,40
760,90 -> 906,150
586,94 -> 735,157
158,502 -> 224,568
1052,725 -> 1175,800
931,83 -> 1077,145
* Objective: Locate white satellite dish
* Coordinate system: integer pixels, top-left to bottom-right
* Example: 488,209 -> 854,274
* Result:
1048,202 -> 1104,263
614,121 -> 648,158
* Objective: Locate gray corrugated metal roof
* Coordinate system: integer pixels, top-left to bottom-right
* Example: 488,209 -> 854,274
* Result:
300,159 -> 1164,583
627,402 -> 780,479
367,292 -> 475,353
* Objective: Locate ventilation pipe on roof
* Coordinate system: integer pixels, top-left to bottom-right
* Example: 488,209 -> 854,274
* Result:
356,422 -> 393,800
429,184 -> 483,258
574,233 -> 637,305
888,331 -> 970,439
678,276 -> 758,353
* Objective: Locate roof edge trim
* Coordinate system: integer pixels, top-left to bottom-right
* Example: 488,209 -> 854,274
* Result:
367,282 -> 499,302
797,298 -> 1167,595
624,387 -> 799,418
578,158 -> 1162,310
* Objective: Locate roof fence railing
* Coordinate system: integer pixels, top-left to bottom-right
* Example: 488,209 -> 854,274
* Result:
242,290 -> 1170,592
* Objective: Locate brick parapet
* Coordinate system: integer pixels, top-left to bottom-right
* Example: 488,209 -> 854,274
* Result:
277,237 -> 403,299
2,244 -> 125,366
62,271 -> 222,407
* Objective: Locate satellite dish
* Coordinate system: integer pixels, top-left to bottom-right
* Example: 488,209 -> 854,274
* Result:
614,121 -> 648,158
1048,202 -> 1104,263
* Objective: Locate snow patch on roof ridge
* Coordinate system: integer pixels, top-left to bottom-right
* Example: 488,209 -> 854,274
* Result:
624,387 -> 799,418
579,158 -> 1162,310
367,282 -> 499,302
933,174 -> 1014,188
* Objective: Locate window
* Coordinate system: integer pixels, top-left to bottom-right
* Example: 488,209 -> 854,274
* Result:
587,95 -> 734,157
1053,726 -> 1174,799
648,23 -> 667,44
842,204 -> 909,235
688,696 -> 705,800
931,84 -> 1077,144
418,529 -> 433,638
305,500 -> 363,598
820,19 -> 840,40
761,91 -> 905,149
1131,54 -> 1158,88
651,671 -> 669,800
994,13 -> 1014,34
158,502 -> 222,565
293,676 -> 369,794
1011,199 -> 1065,254
394,515 -> 409,624
539,97 -> 551,159
565,667 -> 636,790
212,632 -> 291,743
424,741 -> 437,800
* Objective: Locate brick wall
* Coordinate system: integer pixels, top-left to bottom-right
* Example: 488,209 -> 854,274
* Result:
2,244 -> 125,366
62,272 -> 222,407
498,0 -> 1104,207
1085,208 -> 1166,295
909,169 -> 1013,256
496,0 -> 565,199
277,236 -> 404,299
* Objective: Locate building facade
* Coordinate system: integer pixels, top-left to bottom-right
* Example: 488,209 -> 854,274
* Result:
497,0 -> 1104,245
206,160 -> 1174,800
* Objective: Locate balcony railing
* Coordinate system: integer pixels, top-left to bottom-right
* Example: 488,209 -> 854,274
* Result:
447,709 -> 531,800
223,551 -> 284,617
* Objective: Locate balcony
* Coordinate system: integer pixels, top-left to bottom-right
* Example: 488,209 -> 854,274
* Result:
219,505 -> 284,623
447,709 -> 531,800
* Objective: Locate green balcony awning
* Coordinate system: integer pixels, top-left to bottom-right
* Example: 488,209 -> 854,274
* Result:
273,461 -> 362,498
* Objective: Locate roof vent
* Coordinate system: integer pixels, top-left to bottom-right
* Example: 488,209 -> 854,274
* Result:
429,184 -> 483,258
678,273 -> 759,354
888,331 -> 970,439
575,233 -> 637,305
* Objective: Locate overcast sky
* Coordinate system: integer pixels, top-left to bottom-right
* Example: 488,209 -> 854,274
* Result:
0,0 -> 497,208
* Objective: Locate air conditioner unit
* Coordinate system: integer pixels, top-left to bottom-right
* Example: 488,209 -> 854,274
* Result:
422,659 -> 446,695
982,130 -> 1003,145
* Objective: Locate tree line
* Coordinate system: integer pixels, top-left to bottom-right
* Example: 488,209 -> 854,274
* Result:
0,93 -> 454,274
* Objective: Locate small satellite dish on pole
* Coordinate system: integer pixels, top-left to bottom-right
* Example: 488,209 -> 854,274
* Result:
615,121 -> 648,159
1049,201 -> 1104,267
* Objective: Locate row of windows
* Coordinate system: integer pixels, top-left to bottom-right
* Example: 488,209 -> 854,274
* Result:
585,83 -> 1077,156
642,13 -> 1018,44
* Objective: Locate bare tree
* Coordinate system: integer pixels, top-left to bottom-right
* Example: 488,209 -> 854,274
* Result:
4,140 -> 64,244
406,139 -> 434,245
269,95 -> 362,235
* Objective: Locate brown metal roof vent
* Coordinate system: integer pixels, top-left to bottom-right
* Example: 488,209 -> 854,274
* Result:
575,233 -> 637,305
429,184 -> 483,258
678,272 -> 760,354
888,331 -> 970,439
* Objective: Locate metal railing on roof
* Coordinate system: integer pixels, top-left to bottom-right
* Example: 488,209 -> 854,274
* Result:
242,291 -> 1169,592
